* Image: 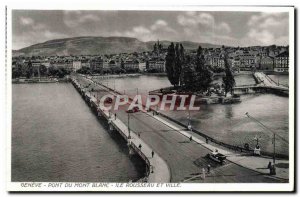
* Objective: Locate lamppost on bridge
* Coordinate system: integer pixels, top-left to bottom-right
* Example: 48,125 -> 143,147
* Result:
127,112 -> 131,139
187,110 -> 192,131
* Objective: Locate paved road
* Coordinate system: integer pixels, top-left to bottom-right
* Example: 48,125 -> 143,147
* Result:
75,75 -> 286,183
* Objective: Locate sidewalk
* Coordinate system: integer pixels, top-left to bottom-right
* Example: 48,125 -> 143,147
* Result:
150,112 -> 289,180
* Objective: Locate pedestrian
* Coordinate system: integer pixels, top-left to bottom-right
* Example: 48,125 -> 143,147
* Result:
152,150 -> 154,158
268,161 -> 272,169
207,164 -> 211,174
189,136 -> 193,141
139,144 -> 142,149
114,113 -> 117,120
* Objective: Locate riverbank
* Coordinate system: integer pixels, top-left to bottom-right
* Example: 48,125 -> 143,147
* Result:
91,73 -> 142,78
12,77 -> 70,83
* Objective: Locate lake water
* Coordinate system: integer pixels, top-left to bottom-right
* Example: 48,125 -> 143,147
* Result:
98,74 -> 289,156
12,83 -> 145,182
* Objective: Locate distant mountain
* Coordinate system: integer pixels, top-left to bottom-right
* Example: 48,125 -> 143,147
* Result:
13,36 -> 222,56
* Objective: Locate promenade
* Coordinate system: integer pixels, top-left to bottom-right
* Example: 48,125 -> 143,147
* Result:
72,74 -> 288,183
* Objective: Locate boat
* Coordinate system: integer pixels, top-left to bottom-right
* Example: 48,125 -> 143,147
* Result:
207,150 -> 226,164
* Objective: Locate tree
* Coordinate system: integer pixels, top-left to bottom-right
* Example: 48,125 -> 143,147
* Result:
222,54 -> 236,97
57,67 -> 68,78
12,67 -> 22,78
165,43 -> 176,86
120,59 -> 125,69
165,43 -> 184,87
154,43 -> 157,51
173,43 -> 181,86
39,65 -> 47,76
182,55 -> 197,90
25,61 -> 33,78
194,46 -> 213,92
48,66 -> 58,76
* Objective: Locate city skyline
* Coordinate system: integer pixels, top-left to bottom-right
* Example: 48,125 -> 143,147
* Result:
12,10 -> 289,50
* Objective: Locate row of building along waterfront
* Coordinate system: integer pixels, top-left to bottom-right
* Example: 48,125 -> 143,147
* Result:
12,43 -> 289,74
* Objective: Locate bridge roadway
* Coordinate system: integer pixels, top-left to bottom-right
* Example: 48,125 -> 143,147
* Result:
234,72 -> 288,90
74,75 -> 285,183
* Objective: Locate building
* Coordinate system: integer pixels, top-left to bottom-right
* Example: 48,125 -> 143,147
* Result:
73,61 -> 82,72
124,59 -> 139,71
211,56 -> 225,68
274,51 -> 289,72
148,59 -> 165,72
90,58 -> 103,71
103,59 -> 110,69
138,61 -> 146,72
81,59 -> 90,68
259,56 -> 274,70
239,55 -> 257,70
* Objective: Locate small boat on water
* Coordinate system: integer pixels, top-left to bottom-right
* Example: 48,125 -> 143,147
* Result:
207,150 -> 226,164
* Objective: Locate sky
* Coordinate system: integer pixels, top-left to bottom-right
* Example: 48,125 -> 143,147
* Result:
12,10 -> 289,50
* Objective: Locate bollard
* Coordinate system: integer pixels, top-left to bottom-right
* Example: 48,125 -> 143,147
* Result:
202,168 -> 206,179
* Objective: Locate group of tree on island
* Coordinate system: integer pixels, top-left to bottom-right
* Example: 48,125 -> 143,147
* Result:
165,43 -> 235,97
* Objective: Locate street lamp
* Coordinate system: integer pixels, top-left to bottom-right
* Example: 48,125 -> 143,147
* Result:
187,110 -> 192,131
245,112 -> 276,164
127,112 -> 131,139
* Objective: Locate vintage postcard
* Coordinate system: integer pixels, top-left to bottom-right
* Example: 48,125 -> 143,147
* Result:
6,5 -> 295,192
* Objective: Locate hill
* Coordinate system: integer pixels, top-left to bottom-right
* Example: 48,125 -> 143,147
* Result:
13,36 -> 222,56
